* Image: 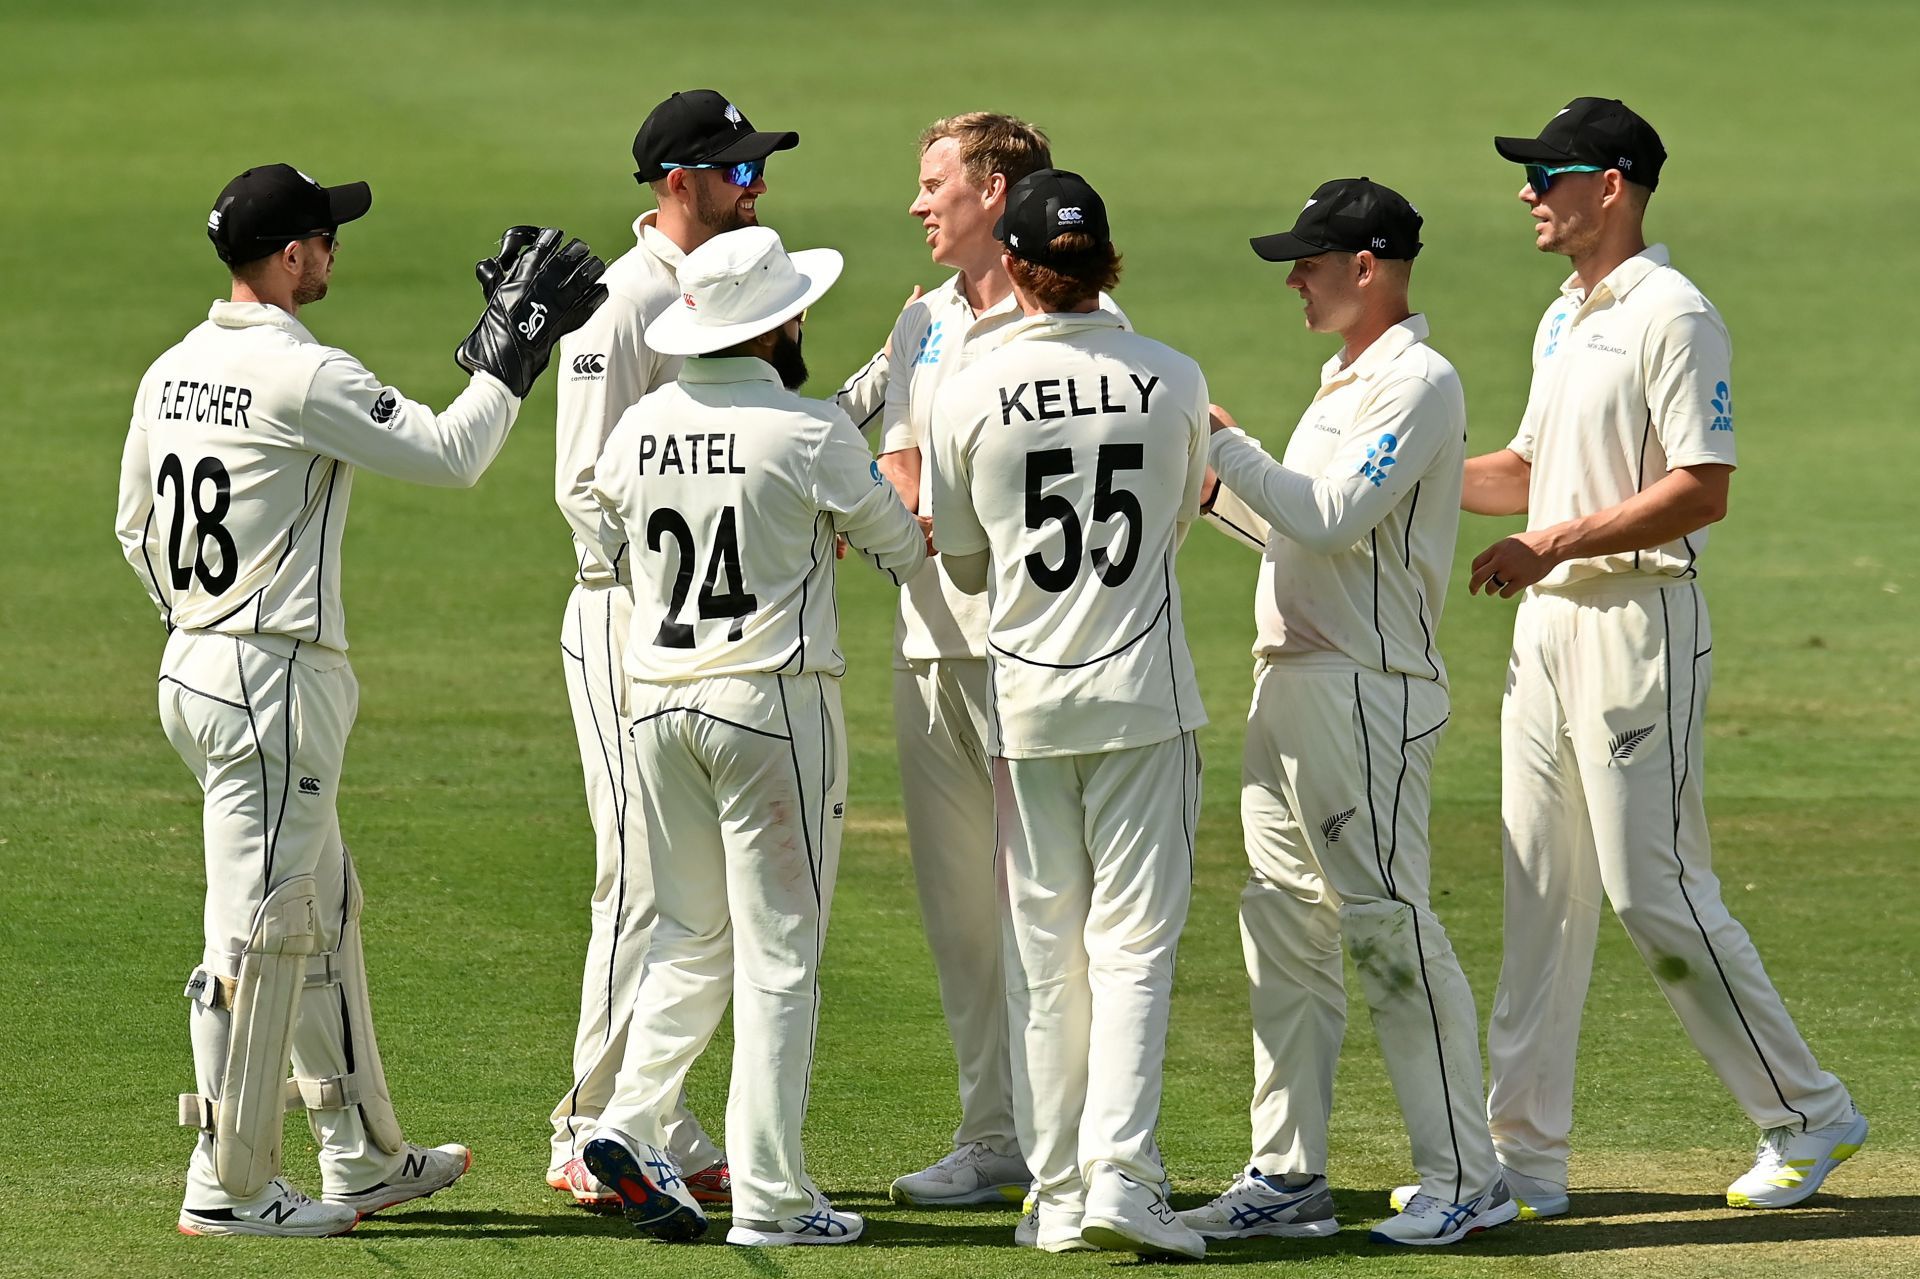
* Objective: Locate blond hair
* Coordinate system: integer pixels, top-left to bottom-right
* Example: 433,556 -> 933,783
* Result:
918,112 -> 1052,188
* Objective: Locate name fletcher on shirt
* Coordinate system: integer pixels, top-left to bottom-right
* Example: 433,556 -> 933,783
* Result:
157,378 -> 254,429
634,432 -> 748,476
998,373 -> 1160,425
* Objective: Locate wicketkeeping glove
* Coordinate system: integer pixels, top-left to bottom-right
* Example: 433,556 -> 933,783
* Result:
454,227 -> 608,398
474,225 -> 542,300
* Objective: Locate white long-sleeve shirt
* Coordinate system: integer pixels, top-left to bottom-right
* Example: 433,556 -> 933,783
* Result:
116,300 -> 518,657
1207,314 -> 1464,684
591,357 -> 927,684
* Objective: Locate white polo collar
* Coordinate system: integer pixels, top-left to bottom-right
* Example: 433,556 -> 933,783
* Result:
1319,313 -> 1430,388
680,355 -> 779,386
1558,243 -> 1671,305
634,209 -> 686,270
208,300 -> 318,344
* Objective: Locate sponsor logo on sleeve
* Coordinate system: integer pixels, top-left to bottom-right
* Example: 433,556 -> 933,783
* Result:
1710,380 -> 1734,431
1357,432 -> 1399,488
1543,312 -> 1566,358
914,320 -> 944,367
571,353 -> 606,378
369,389 -> 398,424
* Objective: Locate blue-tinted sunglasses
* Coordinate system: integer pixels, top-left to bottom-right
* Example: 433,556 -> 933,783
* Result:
1525,163 -> 1603,194
659,158 -> 767,189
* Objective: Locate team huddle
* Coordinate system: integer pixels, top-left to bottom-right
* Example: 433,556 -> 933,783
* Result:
116,89 -> 1868,1254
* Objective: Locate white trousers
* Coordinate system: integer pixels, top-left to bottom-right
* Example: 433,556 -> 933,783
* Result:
1487,579 -> 1852,1184
552,582 -> 718,1176
1239,662 -> 1498,1200
1001,734 -> 1199,1213
893,659 -> 1017,1153
158,629 -> 400,1203
596,672 -> 847,1224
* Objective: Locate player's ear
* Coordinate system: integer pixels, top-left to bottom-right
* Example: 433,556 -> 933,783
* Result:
981,172 -> 1007,207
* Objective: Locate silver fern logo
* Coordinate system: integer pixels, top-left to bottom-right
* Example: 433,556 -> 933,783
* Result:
1321,807 -> 1357,843
1609,725 -> 1655,762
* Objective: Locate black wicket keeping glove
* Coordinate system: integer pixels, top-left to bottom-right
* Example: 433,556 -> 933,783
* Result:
455,227 -> 609,399
474,225 -> 543,300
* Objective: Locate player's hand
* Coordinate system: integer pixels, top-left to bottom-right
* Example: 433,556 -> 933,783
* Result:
1209,403 -> 1240,434
916,514 -> 935,557
474,226 -> 542,300
455,228 -> 609,398
901,285 -> 924,310
1469,531 -> 1557,598
835,534 -> 848,560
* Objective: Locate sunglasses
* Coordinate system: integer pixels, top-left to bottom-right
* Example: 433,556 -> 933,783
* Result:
659,158 -> 766,189
1525,163 -> 1603,194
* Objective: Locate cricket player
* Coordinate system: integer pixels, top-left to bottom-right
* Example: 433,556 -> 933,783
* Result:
547,88 -> 861,1207
578,226 -> 928,1246
116,164 -> 606,1235
928,170 -> 1210,1259
873,111 -> 1060,1208
1463,97 -> 1865,1214
1179,179 -> 1516,1246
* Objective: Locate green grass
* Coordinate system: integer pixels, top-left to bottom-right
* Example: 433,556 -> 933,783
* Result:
2,2 -> 1917,1276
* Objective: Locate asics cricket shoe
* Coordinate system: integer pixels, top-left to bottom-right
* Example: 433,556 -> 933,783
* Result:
1015,1186 -> 1095,1252
726,1193 -> 863,1246
1391,1164 -> 1568,1219
582,1137 -> 707,1241
685,1157 -> 732,1204
1081,1160 -> 1206,1260
1728,1107 -> 1869,1208
324,1142 -> 471,1216
179,1176 -> 359,1237
1178,1167 -> 1339,1240
1371,1181 -> 1518,1245
550,1155 -> 619,1208
889,1141 -> 1030,1206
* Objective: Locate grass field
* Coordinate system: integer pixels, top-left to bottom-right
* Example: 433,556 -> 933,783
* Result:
3,2 -> 1918,1276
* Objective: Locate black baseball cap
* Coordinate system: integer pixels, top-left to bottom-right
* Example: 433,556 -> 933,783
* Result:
1250,178 -> 1422,262
1494,97 -> 1666,190
632,90 -> 799,184
994,168 -> 1110,265
207,164 -> 370,266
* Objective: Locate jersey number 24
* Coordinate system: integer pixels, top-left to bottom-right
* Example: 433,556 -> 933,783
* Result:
646,505 -> 758,648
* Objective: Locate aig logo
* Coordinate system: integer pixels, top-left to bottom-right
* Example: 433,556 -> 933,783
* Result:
572,353 -> 606,376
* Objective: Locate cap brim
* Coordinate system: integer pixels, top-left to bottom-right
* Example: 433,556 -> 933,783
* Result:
1249,231 -> 1331,262
325,181 -> 372,227
645,247 -> 843,357
705,130 -> 801,165
1492,135 -> 1580,165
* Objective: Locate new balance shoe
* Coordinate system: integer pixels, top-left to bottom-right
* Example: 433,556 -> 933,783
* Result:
179,1177 -> 359,1237
1371,1181 -> 1518,1245
726,1193 -> 863,1246
889,1142 -> 1030,1206
323,1142 -> 471,1216
1015,1187 -> 1095,1252
549,1155 -> 619,1208
582,1137 -> 707,1241
1178,1168 -> 1339,1240
1081,1160 -> 1206,1260
686,1157 -> 732,1204
1390,1165 -> 1568,1219
1728,1107 -> 1869,1208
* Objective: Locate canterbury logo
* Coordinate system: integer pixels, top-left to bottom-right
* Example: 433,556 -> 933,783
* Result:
299,777 -> 321,794
1321,807 -> 1356,843
572,353 -> 605,375
369,389 -> 398,424
517,302 -> 548,339
1609,725 -> 1655,762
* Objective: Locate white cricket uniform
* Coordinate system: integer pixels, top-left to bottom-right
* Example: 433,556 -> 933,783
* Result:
928,310 -> 1208,1222
547,213 -> 887,1177
876,278 -> 1122,1153
116,300 -> 520,1203
1484,246 -> 1852,1185
1207,315 -> 1497,1199
586,355 -> 927,1223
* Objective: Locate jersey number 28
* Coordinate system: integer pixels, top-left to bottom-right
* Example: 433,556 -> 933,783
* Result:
646,506 -> 758,648
1024,444 -> 1143,592
156,453 -> 238,596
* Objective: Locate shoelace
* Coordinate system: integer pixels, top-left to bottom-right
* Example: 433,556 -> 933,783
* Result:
934,1141 -> 997,1173
1750,1127 -> 1793,1170
1401,1193 -> 1445,1215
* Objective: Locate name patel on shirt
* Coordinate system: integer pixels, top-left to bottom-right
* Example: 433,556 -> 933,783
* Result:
999,374 -> 1159,425
157,379 -> 254,428
636,432 -> 747,475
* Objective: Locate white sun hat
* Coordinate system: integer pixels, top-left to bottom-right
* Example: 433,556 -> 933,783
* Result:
645,225 -> 843,357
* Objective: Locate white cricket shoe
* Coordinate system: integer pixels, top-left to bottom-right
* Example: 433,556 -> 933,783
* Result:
1391,1165 -> 1568,1219
324,1142 -> 471,1216
582,1136 -> 707,1241
179,1176 -> 359,1237
889,1141 -> 1030,1206
1371,1181 -> 1518,1245
1728,1107 -> 1869,1208
1178,1167 -> 1339,1240
1014,1186 -> 1096,1252
1081,1160 -> 1206,1260
726,1193 -> 863,1246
